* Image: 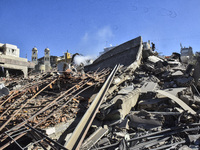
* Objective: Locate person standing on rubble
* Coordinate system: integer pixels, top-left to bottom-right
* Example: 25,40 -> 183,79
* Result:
151,42 -> 155,51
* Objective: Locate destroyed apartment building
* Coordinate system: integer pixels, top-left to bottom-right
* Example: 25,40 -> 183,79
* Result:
1,36 -> 200,150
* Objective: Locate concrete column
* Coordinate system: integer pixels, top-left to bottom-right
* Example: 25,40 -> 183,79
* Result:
6,70 -> 9,78
22,67 -> 28,78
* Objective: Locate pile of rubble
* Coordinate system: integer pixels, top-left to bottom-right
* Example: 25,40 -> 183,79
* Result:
1,36 -> 200,150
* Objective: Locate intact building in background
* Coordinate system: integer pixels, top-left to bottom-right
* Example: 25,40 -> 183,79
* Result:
32,47 -> 60,73
0,43 -> 35,77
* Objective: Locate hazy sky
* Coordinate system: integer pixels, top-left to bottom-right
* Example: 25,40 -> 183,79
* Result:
0,0 -> 200,61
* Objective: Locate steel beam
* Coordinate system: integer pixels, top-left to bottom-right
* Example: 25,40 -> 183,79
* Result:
65,65 -> 119,150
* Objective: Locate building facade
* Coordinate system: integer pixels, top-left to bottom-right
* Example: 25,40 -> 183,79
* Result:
32,48 -> 59,73
0,43 -> 35,77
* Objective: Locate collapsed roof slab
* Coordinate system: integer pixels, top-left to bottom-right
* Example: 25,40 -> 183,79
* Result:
85,36 -> 143,71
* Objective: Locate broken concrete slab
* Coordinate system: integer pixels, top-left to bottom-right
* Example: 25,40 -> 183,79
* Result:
175,76 -> 193,87
156,90 -> 196,114
118,85 -> 134,95
85,36 -> 143,71
128,110 -> 164,130
102,88 -> 140,121
138,98 -> 168,110
147,55 -> 164,64
80,127 -> 108,150
164,88 -> 187,96
171,70 -> 184,76
141,82 -> 158,93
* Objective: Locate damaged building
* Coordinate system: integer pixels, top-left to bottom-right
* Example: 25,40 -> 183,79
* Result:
0,43 -> 35,78
1,36 -> 200,150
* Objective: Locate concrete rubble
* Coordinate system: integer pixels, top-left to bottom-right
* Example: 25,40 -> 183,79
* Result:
1,36 -> 200,149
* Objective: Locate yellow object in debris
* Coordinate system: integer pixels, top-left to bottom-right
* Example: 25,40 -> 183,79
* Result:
65,52 -> 71,59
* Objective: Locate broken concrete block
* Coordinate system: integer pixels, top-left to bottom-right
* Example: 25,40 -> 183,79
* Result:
117,117 -> 129,129
171,70 -> 184,76
141,82 -> 158,93
147,56 -> 163,64
80,127 -> 108,150
178,145 -> 192,150
128,111 -> 164,130
167,61 -> 181,67
164,88 -> 187,96
138,98 -> 168,110
103,89 -> 140,121
118,85 -> 134,95
97,138 -> 110,147
46,127 -> 56,135
176,76 -> 193,87
179,95 -> 192,105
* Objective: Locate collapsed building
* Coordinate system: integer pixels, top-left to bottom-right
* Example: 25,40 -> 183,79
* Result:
1,36 -> 200,150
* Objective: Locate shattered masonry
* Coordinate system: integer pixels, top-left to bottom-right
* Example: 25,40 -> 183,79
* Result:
1,36 -> 200,149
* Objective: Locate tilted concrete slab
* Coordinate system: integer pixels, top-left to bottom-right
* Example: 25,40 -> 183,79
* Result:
85,36 -> 143,71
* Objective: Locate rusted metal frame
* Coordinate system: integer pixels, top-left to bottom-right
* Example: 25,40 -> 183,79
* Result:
147,126 -> 200,140
2,100 -> 75,149
128,123 -> 200,142
129,137 -> 170,150
41,90 -> 60,95
8,105 -> 45,110
150,140 -> 186,150
94,69 -> 110,78
34,82 -> 95,127
192,84 -> 200,97
0,91 -> 17,107
9,78 -> 82,129
4,126 -> 31,150
86,68 -> 110,80
35,83 -> 95,128
131,132 -> 187,149
1,76 -> 99,149
6,132 -> 25,150
0,89 -> 28,105
0,73 -> 104,149
43,139 -> 58,150
4,79 -> 87,137
91,142 -> 120,150
0,91 -> 28,119
27,128 -> 52,150
94,68 -> 107,76
0,92 -> 12,102
28,131 -> 48,150
95,122 -> 198,149
21,80 -> 89,125
97,71 -> 110,80
26,124 -> 68,150
94,67 -> 101,74
0,79 -> 58,145
65,65 -> 119,150
20,76 -> 55,93
5,126 -> 31,138
0,79 -> 58,132
0,78 -> 50,107
23,79 -> 51,93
